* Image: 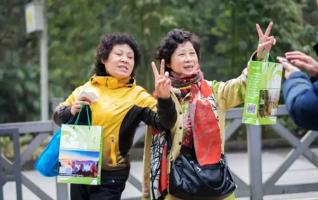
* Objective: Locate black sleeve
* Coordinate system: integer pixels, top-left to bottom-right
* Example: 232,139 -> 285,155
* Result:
138,97 -> 177,131
53,105 -> 72,126
53,105 -> 91,126
156,97 -> 177,130
118,97 -> 176,157
119,97 -> 176,134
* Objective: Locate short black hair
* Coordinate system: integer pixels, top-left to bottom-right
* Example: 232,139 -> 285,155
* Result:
94,32 -> 141,77
156,28 -> 200,70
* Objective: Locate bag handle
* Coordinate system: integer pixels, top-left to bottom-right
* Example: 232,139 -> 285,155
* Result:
266,53 -> 275,62
191,155 -> 228,191
74,105 -> 91,127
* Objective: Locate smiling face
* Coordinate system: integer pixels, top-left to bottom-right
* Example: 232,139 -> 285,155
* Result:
168,41 -> 199,78
102,44 -> 135,79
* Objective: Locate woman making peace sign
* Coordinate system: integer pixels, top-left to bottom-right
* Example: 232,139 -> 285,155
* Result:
143,22 -> 276,200
53,32 -> 176,200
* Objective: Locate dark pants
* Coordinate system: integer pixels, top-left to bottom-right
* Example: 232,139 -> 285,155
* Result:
71,168 -> 130,200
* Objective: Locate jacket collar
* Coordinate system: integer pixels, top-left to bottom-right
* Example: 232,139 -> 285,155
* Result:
90,75 -> 135,89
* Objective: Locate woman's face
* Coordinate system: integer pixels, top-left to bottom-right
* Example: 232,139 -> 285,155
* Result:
168,41 -> 199,78
102,44 -> 135,79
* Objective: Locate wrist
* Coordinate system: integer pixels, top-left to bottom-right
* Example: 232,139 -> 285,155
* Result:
241,68 -> 248,83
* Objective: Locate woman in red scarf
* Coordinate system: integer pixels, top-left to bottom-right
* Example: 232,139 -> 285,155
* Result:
143,24 -> 276,200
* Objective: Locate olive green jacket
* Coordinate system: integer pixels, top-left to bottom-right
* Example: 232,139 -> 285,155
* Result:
142,74 -> 246,200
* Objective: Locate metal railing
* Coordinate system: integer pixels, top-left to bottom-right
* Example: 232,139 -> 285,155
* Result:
0,105 -> 317,200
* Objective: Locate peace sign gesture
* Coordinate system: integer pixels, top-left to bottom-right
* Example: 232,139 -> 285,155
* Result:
151,59 -> 171,99
256,21 -> 276,61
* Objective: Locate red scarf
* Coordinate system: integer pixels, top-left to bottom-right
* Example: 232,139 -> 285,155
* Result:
189,80 -> 221,165
171,71 -> 221,165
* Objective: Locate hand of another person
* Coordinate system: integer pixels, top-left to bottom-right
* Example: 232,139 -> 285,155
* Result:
151,59 -> 171,99
70,96 -> 91,116
277,56 -> 300,79
256,21 -> 276,61
285,51 -> 318,77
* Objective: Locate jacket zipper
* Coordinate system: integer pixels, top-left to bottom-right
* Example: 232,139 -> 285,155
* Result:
110,134 -> 117,166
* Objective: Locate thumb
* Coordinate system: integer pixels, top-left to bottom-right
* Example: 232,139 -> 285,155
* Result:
281,61 -> 293,71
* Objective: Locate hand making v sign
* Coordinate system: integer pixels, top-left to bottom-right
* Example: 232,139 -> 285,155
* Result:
151,59 -> 171,99
256,21 -> 276,61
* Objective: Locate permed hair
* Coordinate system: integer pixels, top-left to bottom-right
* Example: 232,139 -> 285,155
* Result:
156,28 -> 200,71
94,32 -> 141,77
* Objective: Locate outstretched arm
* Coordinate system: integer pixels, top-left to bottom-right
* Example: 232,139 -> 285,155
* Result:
283,71 -> 318,130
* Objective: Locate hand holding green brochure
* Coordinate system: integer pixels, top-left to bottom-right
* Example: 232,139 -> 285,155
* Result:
242,60 -> 283,125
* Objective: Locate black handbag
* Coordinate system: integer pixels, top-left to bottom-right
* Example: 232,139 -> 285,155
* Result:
169,154 -> 236,200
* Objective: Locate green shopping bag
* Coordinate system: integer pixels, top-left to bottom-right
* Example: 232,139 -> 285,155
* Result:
57,105 -> 103,185
242,59 -> 283,125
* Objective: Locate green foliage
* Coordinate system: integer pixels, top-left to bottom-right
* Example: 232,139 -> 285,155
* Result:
207,0 -> 318,80
0,1 -> 40,122
0,0 -> 317,122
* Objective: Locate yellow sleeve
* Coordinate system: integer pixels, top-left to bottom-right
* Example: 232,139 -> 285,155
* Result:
134,86 -> 157,111
211,75 -> 246,110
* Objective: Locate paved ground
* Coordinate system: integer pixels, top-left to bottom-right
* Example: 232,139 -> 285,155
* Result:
3,148 -> 318,200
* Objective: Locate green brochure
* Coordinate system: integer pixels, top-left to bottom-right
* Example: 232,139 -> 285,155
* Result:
58,124 -> 103,185
242,60 -> 283,125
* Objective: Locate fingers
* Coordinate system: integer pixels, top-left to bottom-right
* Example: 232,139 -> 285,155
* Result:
290,59 -> 310,71
265,36 -> 276,45
258,40 -> 273,49
156,77 -> 171,99
160,59 -> 165,76
256,23 -> 264,39
152,59 -> 171,98
285,51 -> 310,62
281,61 -> 300,79
281,61 -> 293,71
71,100 -> 89,115
264,21 -> 273,37
272,37 -> 276,45
152,59 -> 166,78
155,65 -> 171,99
285,51 -> 305,56
78,96 -> 91,103
259,36 -> 275,47
157,77 -> 171,86
151,61 -> 159,78
256,22 -> 275,51
276,56 -> 288,63
156,77 -> 166,85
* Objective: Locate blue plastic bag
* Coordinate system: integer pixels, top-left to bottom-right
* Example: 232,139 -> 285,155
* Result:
34,129 -> 61,177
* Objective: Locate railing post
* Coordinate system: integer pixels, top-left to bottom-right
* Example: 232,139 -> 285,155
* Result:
247,125 -> 263,200
0,128 -> 22,200
13,130 -> 23,200
0,144 -> 3,200
56,182 -> 69,200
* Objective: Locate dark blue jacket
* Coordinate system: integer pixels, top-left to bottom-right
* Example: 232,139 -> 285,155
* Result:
283,71 -> 318,130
